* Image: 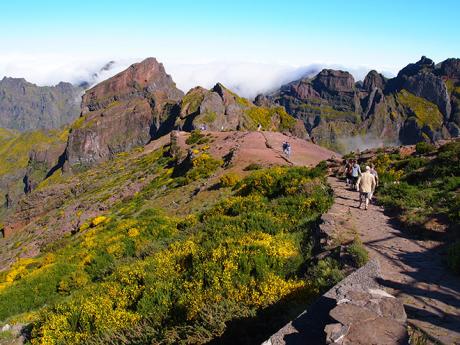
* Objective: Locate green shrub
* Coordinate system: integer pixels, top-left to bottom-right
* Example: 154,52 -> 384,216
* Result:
186,153 -> 223,181
220,172 -> 241,187
415,141 -> 435,155
309,258 -> 344,291
185,130 -> 209,145
347,238 -> 369,268
1,164 -> 337,344
448,241 -> 460,274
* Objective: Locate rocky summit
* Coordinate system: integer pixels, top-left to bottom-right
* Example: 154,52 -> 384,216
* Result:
65,57 -> 184,168
267,56 -> 460,152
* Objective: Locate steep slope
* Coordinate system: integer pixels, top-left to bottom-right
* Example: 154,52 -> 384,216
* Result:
268,56 -> 460,152
0,78 -> 83,131
0,130 -> 338,344
0,127 -> 68,222
65,57 -> 184,169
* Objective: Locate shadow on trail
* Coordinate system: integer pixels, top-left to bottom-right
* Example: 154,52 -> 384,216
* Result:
370,229 -> 460,339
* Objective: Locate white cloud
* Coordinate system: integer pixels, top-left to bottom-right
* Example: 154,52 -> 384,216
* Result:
0,54 -> 397,99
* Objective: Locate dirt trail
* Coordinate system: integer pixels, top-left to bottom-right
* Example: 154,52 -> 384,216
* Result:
327,176 -> 460,344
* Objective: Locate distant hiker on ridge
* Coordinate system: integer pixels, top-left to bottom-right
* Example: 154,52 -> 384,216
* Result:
356,166 -> 376,210
282,141 -> 291,157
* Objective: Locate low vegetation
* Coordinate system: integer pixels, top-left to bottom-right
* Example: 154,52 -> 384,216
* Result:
185,130 -> 210,145
397,90 -> 444,130
0,151 -> 339,343
347,237 -> 369,268
244,106 -> 296,131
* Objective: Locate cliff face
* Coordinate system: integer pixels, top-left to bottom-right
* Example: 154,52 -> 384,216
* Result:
65,58 -> 184,168
0,78 -> 83,131
268,57 -> 460,152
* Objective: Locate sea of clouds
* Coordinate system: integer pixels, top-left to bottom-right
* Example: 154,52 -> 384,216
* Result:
0,55 -> 395,99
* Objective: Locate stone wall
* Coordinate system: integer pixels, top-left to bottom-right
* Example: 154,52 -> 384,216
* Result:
262,259 -> 408,345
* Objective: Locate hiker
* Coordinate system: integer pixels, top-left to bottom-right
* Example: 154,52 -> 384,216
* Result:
282,141 -> 291,157
350,160 -> 361,189
356,166 -> 376,210
369,164 -> 379,201
257,123 -> 262,131
344,160 -> 353,186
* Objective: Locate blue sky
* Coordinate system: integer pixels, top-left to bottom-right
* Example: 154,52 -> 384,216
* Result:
1,0 -> 459,96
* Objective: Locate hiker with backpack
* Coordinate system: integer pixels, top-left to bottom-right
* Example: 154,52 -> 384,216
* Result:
356,166 -> 376,210
369,163 -> 379,202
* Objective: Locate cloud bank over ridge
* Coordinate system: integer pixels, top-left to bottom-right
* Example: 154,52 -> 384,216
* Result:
0,55 -> 395,99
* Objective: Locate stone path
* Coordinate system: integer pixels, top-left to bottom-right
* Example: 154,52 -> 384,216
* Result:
327,176 -> 460,344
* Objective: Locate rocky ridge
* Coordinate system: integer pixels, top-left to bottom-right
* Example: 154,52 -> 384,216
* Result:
267,56 -> 460,152
64,58 -> 309,169
0,78 -> 83,131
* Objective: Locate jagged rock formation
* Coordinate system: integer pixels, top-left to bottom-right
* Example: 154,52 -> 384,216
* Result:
65,59 -> 310,169
0,78 -> 83,131
176,83 -> 308,138
65,57 -> 184,168
268,56 -> 460,152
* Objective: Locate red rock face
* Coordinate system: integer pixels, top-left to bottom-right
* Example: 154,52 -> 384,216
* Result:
66,58 -> 183,168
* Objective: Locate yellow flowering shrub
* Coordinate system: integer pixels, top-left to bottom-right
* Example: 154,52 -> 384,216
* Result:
2,164 -> 335,344
91,215 -> 108,227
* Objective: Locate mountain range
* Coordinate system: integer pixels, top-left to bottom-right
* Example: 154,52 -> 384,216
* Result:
0,55 -> 459,345
0,55 -> 459,216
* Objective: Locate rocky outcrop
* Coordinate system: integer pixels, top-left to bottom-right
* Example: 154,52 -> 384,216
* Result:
363,70 -> 386,92
313,69 -> 356,93
397,55 -> 435,79
268,56 -> 460,152
176,83 -> 304,137
402,72 -> 451,119
0,78 -> 83,131
438,58 -> 460,80
65,58 -> 184,168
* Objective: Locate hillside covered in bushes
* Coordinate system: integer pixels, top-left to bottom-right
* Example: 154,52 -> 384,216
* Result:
0,130 -> 341,344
